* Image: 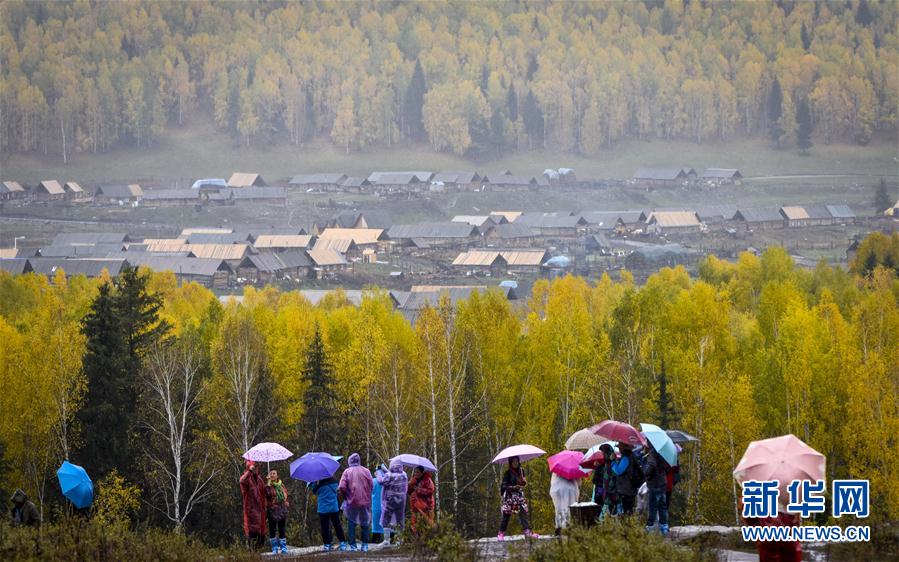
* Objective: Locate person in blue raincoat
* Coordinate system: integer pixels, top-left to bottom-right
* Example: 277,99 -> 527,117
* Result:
376,459 -> 408,546
371,463 -> 386,543
311,476 -> 347,552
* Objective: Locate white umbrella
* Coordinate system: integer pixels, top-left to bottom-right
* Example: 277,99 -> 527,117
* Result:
565,428 -> 606,450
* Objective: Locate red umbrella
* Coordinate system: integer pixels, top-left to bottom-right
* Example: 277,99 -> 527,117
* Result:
579,450 -> 605,470
547,451 -> 588,480
590,420 -> 647,447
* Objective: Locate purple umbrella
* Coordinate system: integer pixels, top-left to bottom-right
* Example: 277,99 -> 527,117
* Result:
492,444 -> 546,464
390,453 -> 437,472
290,452 -> 340,482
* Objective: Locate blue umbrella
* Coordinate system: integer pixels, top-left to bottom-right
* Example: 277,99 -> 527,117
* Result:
290,452 -> 340,482
390,453 -> 437,472
57,460 -> 93,509
640,423 -> 679,467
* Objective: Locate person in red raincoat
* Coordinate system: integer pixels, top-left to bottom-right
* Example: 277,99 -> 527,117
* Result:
407,466 -> 435,536
239,460 -> 267,549
740,496 -> 802,562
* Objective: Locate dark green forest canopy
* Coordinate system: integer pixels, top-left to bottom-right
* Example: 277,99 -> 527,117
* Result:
1,0 -> 896,159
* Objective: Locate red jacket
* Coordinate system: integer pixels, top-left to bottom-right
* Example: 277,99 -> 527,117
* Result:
240,469 -> 267,536
408,472 -> 435,513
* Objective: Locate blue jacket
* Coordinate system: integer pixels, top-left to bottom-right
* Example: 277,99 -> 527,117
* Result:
312,477 -> 339,513
371,471 -> 384,533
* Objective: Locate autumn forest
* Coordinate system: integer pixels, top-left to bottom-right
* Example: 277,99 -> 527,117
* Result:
1,0 -> 897,162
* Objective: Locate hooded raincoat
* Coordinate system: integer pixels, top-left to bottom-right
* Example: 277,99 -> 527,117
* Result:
10,489 -> 40,527
549,473 -> 580,529
338,453 -> 373,525
239,463 -> 267,536
377,459 -> 408,529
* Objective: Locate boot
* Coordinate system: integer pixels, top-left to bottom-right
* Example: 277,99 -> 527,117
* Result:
361,542 -> 369,552
555,527 -> 561,537
349,542 -> 358,551
338,541 -> 348,551
270,538 -> 279,554
524,529 -> 539,539
497,531 -> 505,541
279,538 -> 287,554
380,529 -> 392,547
660,524 -> 670,537
322,543 -> 333,552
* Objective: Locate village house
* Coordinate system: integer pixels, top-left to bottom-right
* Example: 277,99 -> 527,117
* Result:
36,243 -> 127,257
695,206 -> 738,228
431,171 -> 482,191
253,234 -> 315,251
514,214 -> 587,238
367,171 -> 433,193
95,184 -> 143,204
780,205 -> 841,227
288,173 -> 348,191
338,176 -> 372,193
632,168 -> 690,188
624,244 -> 695,278
701,168 -> 743,185
34,180 -> 66,201
452,215 -> 504,232
451,249 -> 547,275
227,172 -> 266,188
63,182 -> 87,200
732,208 -> 785,230
317,228 -> 388,253
27,257 -> 130,278
53,232 -> 131,246
141,189 -> 200,207
0,181 -> 26,201
312,237 -> 359,260
307,247 -> 349,278
825,204 -> 856,224
387,222 -> 480,249
184,232 -> 253,244
482,223 -> 537,246
125,255 -> 232,289
645,211 -> 702,234
0,258 -> 29,274
482,173 -> 548,191
236,250 -> 313,285
180,227 -> 233,236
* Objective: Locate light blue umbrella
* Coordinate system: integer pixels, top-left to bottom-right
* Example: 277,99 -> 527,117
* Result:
57,460 -> 93,509
640,423 -> 679,467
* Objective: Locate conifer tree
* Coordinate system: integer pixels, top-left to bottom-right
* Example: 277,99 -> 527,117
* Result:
300,325 -> 339,452
403,59 -> 427,141
522,90 -> 544,148
507,82 -> 518,122
796,98 -> 813,153
767,77 -> 784,146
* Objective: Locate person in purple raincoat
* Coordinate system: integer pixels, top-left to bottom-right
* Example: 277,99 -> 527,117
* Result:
376,459 -> 408,546
338,453 -> 373,552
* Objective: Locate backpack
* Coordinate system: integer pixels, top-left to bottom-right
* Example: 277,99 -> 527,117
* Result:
629,456 -> 645,491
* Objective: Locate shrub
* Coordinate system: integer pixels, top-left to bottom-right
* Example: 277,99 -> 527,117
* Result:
526,518 -> 715,562
411,516 -> 477,562
0,519 -> 255,562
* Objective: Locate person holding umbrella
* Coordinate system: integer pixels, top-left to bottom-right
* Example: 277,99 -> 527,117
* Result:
643,443 -> 670,535
264,469 -> 289,554
497,456 -> 538,540
311,475 -> 347,551
547,450 -> 586,536
239,460 -> 267,550
612,444 -> 643,515
408,465 -> 435,536
338,453 -> 373,552
376,459 -> 408,546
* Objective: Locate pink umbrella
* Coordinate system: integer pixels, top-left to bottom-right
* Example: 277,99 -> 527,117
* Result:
547,451 -> 588,480
733,434 -> 825,508
492,444 -> 546,464
590,420 -> 647,447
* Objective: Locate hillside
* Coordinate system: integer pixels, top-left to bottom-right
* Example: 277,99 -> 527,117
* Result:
1,0 -> 897,165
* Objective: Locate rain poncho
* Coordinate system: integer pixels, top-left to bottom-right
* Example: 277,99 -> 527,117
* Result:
371,468 -> 384,534
549,473 -> 580,529
408,470 -> 435,513
239,464 -> 267,536
377,459 -> 408,529
10,489 -> 40,527
338,453 -> 373,525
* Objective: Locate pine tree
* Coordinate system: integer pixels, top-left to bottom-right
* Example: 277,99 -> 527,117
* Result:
856,0 -> 873,26
507,82 -> 518,122
801,22 -> 812,51
402,59 -> 427,141
78,267 -> 169,481
300,325 -> 339,452
796,98 -> 813,154
656,361 -> 677,429
874,178 -> 892,213
522,90 -> 544,148
489,109 -> 505,154
767,77 -> 784,146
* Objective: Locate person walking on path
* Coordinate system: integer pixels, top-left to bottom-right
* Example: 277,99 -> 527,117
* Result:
376,459 -> 408,546
239,460 -> 267,550
371,464 -> 385,544
9,489 -> 39,527
643,445 -> 670,535
612,444 -> 643,515
264,469 -> 289,554
549,473 -> 580,536
497,456 -> 537,541
311,476 -> 347,552
407,466 -> 435,536
338,453 -> 373,552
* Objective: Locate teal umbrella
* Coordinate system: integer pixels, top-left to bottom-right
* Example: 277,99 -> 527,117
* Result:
640,423 -> 678,467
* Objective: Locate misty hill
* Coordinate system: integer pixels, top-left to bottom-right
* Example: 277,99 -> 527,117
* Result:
1,0 -> 896,164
